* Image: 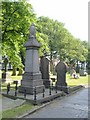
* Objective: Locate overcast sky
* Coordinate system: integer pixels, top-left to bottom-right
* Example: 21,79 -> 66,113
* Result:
28,0 -> 88,41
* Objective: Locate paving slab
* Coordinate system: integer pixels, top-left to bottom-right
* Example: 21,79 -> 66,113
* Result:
1,95 -> 25,111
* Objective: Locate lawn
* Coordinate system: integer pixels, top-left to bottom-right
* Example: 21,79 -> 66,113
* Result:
2,102 -> 34,118
0,70 -> 22,81
66,74 -> 89,86
1,71 -> 89,90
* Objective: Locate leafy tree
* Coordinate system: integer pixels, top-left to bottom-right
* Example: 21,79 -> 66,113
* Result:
37,16 -> 88,74
2,0 -> 37,75
2,1 -> 88,76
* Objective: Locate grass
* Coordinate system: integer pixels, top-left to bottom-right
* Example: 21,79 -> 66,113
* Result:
50,73 -> 89,87
66,73 -> 89,86
0,70 -> 22,81
1,82 -> 20,92
1,72 -> 89,91
1,72 -> 88,91
2,102 -> 34,118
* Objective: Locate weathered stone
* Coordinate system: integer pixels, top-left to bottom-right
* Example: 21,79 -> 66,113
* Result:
55,61 -> 68,93
19,23 -> 44,94
40,56 -> 50,88
79,69 -> 87,76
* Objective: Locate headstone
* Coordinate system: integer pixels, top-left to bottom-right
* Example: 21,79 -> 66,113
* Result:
79,69 -> 87,76
19,23 -> 44,94
2,72 -> 12,83
40,56 -> 50,88
55,61 -> 68,93
2,56 -> 12,83
8,62 -> 13,70
75,65 -> 80,73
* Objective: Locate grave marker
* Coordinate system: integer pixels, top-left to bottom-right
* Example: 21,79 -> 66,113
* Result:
40,56 -> 50,88
55,61 -> 68,94
19,23 -> 44,94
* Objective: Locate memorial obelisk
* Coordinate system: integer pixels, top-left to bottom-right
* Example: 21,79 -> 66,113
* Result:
19,23 -> 44,94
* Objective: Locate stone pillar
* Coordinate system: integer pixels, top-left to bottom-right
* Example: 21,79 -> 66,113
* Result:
19,23 -> 44,94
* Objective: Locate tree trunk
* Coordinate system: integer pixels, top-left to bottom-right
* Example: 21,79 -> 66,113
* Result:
12,66 -> 16,76
18,68 -> 23,76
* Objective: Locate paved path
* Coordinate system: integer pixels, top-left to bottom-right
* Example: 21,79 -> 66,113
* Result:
25,88 -> 88,118
0,95 -> 25,111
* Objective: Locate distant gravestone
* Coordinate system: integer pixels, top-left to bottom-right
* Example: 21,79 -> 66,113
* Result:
79,69 -> 87,76
40,56 -> 50,88
55,61 -> 68,93
2,56 -> 12,83
75,65 -> 80,73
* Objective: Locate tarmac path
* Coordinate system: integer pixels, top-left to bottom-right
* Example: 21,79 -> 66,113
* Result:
25,87 -> 89,118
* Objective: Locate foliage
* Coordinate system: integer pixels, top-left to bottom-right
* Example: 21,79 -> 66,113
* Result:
37,16 -> 88,64
2,0 -> 36,69
2,0 -> 88,73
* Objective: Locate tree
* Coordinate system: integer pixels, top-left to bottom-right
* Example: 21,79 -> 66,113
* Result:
2,0 -> 37,75
37,16 -> 88,73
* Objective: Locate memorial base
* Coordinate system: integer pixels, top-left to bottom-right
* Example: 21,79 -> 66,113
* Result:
19,72 -> 45,95
43,79 -> 50,88
57,85 -> 69,94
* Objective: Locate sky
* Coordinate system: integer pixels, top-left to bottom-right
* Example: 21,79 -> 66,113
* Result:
28,0 -> 88,41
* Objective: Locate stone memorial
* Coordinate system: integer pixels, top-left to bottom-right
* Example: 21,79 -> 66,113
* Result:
19,23 -> 44,94
79,69 -> 87,76
2,56 -> 12,83
55,61 -> 68,93
40,56 -> 50,88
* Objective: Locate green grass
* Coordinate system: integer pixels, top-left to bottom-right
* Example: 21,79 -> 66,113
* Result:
66,74 -> 89,86
1,71 -> 89,89
11,76 -> 22,81
1,82 -> 20,92
0,70 -> 22,81
8,70 -> 22,81
2,103 -> 34,118
50,74 -> 89,87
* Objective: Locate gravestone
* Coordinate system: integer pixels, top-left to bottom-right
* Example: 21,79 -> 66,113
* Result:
55,61 -> 68,93
8,62 -> 13,70
40,56 -> 50,88
75,65 -> 80,73
19,23 -> 44,94
79,69 -> 87,76
2,72 -> 12,83
2,56 -> 12,83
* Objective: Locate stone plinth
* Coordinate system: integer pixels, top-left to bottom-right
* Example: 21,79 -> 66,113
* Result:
19,72 -> 44,94
19,23 -> 44,94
